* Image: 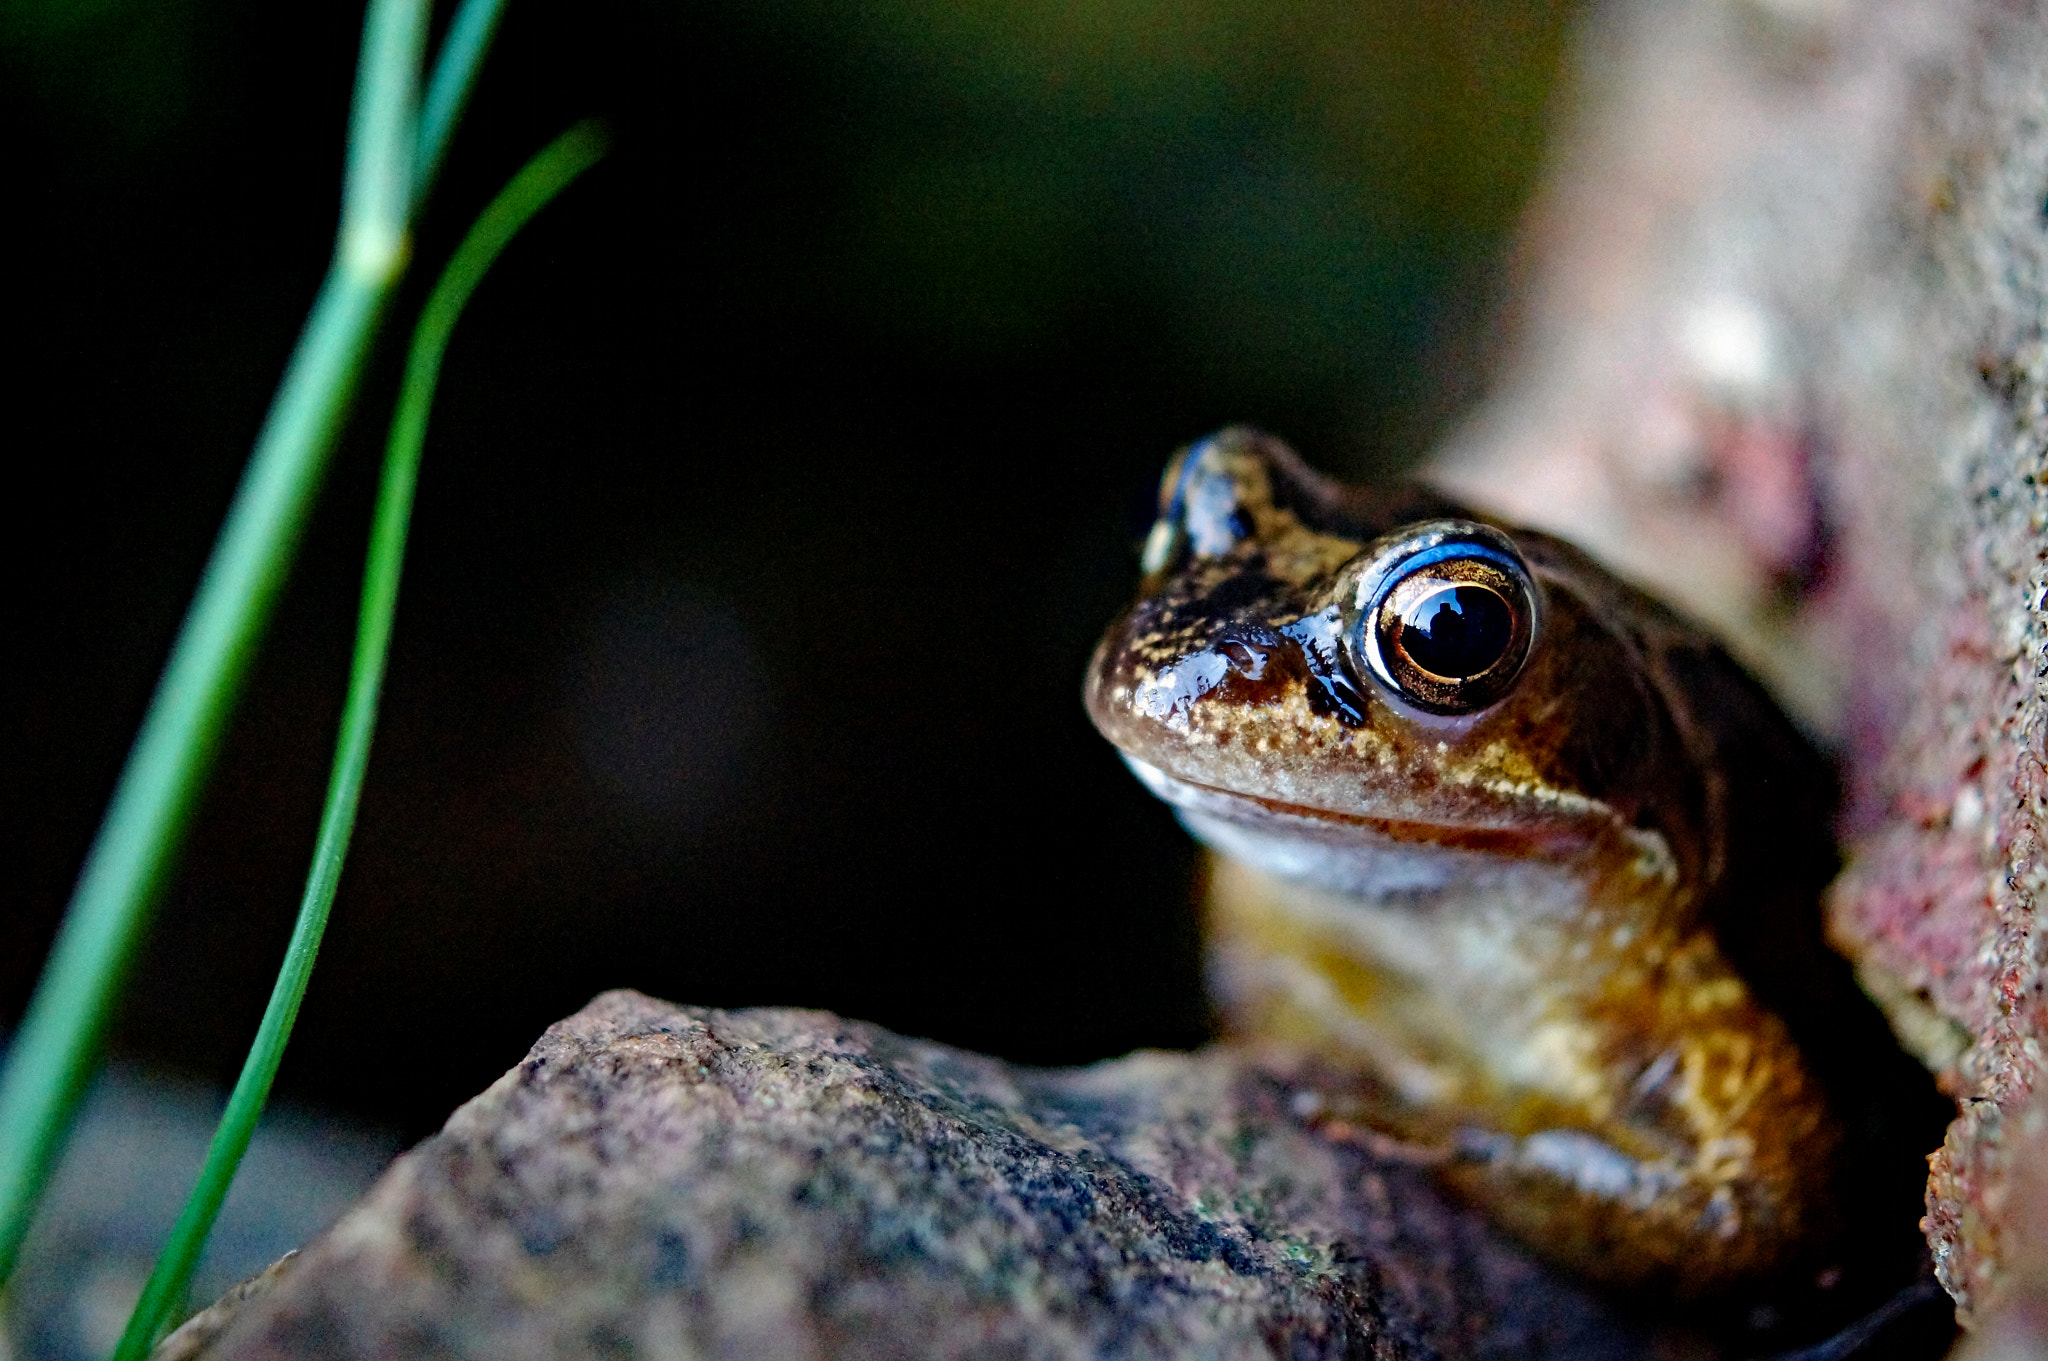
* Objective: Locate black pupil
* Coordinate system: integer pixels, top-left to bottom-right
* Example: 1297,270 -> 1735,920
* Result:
1397,584 -> 1513,679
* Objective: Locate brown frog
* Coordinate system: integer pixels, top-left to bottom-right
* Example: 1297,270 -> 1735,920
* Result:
1084,427 -> 1942,1312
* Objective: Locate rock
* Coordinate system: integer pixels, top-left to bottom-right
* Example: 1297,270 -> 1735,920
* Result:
1422,0 -> 2048,1326
1946,1089 -> 2048,1361
0,1064 -> 398,1361
153,1253 -> 298,1361
184,990 -> 1659,1361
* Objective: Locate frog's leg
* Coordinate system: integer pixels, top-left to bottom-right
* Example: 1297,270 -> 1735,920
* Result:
1203,851 -> 1841,1297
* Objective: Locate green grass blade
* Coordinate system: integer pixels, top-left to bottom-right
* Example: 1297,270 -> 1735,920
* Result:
0,0 -> 434,1287
414,0 -> 510,206
108,121 -> 608,1361
340,0 -> 427,281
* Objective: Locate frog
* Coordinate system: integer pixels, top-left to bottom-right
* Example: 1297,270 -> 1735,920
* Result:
1084,427 -> 1945,1313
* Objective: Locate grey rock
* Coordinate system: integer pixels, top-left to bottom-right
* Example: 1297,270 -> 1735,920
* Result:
0,1064 -> 396,1361
187,990 -> 1659,1361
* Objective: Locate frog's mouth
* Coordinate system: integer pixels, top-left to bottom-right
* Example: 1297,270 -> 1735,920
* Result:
1121,754 -> 1627,896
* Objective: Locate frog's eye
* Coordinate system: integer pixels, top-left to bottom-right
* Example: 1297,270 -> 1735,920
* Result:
1345,522 -> 1537,716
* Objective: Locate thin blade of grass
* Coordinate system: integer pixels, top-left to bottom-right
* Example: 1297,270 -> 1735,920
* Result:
0,0 -> 434,1286
109,121 -> 608,1361
414,0 -> 510,207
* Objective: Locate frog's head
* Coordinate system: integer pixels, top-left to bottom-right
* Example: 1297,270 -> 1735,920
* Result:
1085,427 -> 1721,898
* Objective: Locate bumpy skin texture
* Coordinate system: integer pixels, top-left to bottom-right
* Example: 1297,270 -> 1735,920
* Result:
1085,428 -> 1938,1308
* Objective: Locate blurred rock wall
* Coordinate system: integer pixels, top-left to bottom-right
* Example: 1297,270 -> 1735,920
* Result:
1425,0 -> 2048,1330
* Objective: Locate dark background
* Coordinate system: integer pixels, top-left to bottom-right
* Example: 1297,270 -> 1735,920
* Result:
0,0 -> 1576,1141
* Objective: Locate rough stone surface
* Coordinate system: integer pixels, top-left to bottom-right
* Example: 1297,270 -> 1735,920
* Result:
186,991 -> 1660,1361
1947,1088 -> 2048,1360
1422,0 -> 2048,1327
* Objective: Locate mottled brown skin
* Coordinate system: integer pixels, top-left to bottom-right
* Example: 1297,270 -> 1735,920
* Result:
1085,429 -> 1935,1310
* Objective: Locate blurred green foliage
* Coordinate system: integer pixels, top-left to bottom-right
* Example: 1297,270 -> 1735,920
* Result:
3,0 -> 1575,463
754,0 -> 1576,447
0,0 -> 203,151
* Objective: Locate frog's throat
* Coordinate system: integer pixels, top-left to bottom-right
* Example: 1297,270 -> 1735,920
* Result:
1120,755 -> 1680,898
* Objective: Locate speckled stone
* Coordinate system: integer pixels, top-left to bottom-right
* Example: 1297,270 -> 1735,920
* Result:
180,990 -> 1656,1361
1421,0 -> 2048,1326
